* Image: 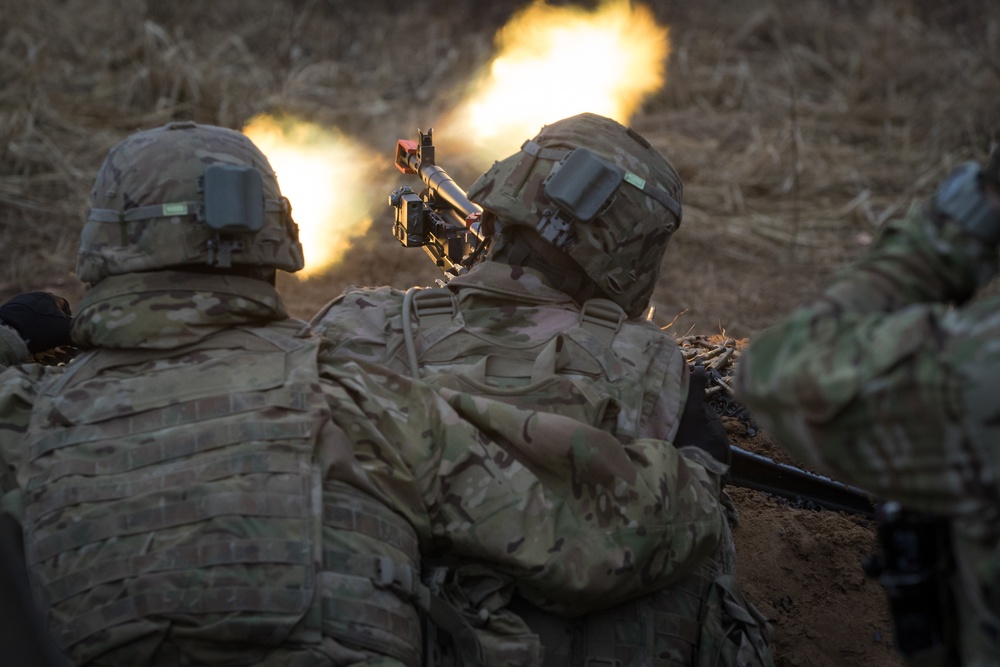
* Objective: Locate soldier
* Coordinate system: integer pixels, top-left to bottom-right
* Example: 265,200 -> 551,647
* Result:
0,119 -> 745,666
313,113 -> 773,666
734,141 -> 1000,665
0,293 -> 73,667
0,121 -> 426,666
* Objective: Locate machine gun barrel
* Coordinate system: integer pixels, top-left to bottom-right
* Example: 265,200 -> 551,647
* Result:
390,127 -> 484,277
395,142 -> 482,223
729,446 -> 876,518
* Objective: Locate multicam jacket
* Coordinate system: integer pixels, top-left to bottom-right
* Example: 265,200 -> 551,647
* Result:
0,271 -> 424,666
313,259 -> 773,666
735,202 -> 1000,665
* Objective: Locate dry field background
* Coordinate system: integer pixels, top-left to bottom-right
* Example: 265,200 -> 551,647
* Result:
3,1 -> 999,665
3,0 -> 998,336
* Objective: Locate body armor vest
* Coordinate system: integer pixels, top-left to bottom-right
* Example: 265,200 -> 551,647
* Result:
388,288 -> 734,665
390,287 -> 684,442
19,324 -> 421,665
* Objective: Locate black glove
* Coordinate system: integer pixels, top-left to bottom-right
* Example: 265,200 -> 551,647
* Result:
0,292 -> 73,354
674,364 -> 732,468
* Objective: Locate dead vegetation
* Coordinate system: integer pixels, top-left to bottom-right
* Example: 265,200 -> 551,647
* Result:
2,2 -> 998,664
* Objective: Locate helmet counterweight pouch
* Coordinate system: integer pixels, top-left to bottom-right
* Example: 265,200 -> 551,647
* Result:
543,148 -> 623,222
202,164 -> 265,233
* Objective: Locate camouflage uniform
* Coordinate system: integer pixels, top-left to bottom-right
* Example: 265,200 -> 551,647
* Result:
313,114 -> 773,666
0,119 -> 755,667
0,276 -> 730,667
735,163 -> 1000,665
0,122 -> 425,666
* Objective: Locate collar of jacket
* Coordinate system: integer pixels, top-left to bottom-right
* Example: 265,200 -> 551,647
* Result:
71,270 -> 289,350
447,260 -> 579,306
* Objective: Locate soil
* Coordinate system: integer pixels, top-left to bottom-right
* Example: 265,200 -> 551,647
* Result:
727,420 -> 901,667
4,1 -> 999,664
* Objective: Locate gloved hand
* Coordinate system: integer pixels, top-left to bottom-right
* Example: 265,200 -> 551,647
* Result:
0,292 -> 73,354
673,364 -> 732,468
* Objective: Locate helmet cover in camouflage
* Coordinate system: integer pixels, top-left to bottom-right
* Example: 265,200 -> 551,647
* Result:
466,113 -> 683,318
78,121 -> 304,284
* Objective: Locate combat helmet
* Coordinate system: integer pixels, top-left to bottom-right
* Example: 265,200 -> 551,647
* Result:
467,113 -> 682,318
78,120 -> 304,285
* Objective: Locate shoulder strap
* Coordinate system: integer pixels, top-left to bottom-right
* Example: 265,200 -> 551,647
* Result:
578,298 -> 625,347
401,287 -> 459,378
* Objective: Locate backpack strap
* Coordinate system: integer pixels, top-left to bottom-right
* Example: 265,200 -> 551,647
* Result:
401,287 -> 459,378
578,298 -> 625,348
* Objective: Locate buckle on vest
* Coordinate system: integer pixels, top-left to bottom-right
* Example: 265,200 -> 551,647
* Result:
374,556 -> 432,611
411,288 -> 457,326
579,299 -> 625,349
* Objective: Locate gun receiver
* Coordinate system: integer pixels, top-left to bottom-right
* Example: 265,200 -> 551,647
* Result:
390,128 -> 484,278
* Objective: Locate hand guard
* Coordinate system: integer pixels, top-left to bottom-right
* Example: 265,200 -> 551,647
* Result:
0,292 -> 73,354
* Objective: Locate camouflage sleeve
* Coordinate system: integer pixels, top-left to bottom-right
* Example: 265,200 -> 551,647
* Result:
321,357 -> 724,615
819,201 -> 994,313
0,324 -> 33,502
0,323 -> 29,369
735,202 -> 1000,516
310,286 -> 405,364
0,362 -> 45,510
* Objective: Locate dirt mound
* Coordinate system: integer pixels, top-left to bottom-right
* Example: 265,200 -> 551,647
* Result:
728,419 -> 901,667
679,334 -> 901,665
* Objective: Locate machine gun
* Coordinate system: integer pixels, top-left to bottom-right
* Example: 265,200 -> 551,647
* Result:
389,128 -> 485,279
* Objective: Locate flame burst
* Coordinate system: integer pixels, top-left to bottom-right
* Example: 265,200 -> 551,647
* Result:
446,0 -> 670,158
242,115 -> 376,277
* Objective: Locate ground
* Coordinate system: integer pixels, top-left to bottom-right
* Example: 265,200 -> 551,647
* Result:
3,1 -> 999,664
729,427 -> 900,667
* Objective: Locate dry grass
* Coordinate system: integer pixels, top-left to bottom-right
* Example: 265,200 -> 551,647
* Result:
1,0 -> 998,338
2,4 -> 996,664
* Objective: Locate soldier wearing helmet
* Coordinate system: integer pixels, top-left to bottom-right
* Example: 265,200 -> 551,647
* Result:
736,136 -> 1000,664
313,113 -> 773,666
465,111 -> 683,320
0,121 -> 427,665
0,116 -> 769,666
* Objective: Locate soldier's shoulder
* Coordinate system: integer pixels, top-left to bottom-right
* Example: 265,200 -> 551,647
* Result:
0,323 -> 29,368
617,316 -> 679,349
313,285 -> 404,323
311,285 -> 410,354
324,285 -> 405,312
